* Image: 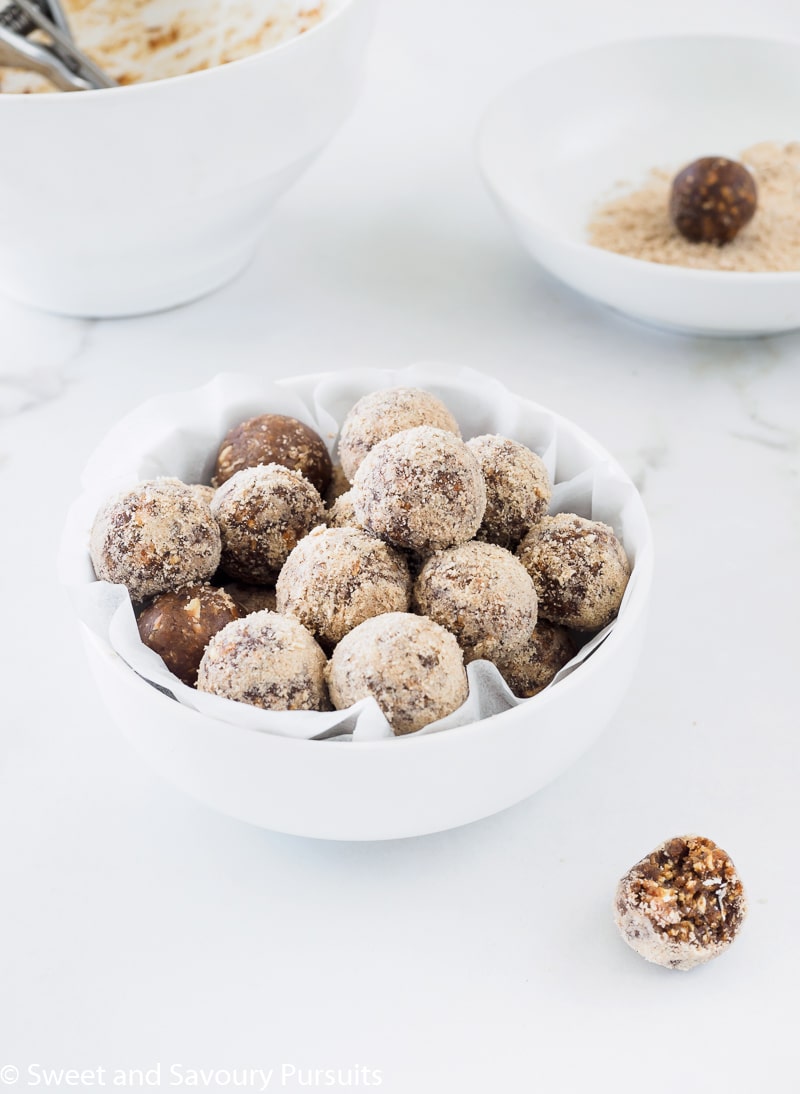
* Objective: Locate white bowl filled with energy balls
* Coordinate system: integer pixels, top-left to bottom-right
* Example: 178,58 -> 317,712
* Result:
478,35 -> 800,335
60,367 -> 653,840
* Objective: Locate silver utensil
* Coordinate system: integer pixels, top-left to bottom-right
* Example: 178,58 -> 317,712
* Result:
0,0 -> 116,91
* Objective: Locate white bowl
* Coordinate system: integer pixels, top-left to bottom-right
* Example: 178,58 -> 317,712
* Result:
478,35 -> 800,336
60,368 -> 654,841
0,0 -> 375,318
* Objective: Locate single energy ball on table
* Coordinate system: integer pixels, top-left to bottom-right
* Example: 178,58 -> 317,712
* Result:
90,477 -> 221,602
614,835 -> 747,971
326,612 -> 468,735
517,513 -> 630,631
276,525 -> 411,649
669,156 -> 757,245
212,413 -> 333,495
136,584 -> 240,687
337,386 -> 461,481
352,427 -> 486,554
413,540 -> 538,664
211,463 -> 324,585
197,610 -> 330,711
466,434 -> 552,549
494,620 -> 578,698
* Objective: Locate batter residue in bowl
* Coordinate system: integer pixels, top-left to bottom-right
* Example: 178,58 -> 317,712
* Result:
587,141 -> 800,272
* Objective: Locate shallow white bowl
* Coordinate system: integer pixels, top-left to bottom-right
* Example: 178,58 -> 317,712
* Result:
61,368 -> 654,841
477,35 -> 800,336
0,0 -> 374,317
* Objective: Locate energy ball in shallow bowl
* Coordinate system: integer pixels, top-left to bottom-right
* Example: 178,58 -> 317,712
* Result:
337,387 -> 461,481
326,613 -> 468,735
276,526 -> 411,649
352,427 -> 486,554
90,477 -> 221,602
413,541 -> 538,665
211,463 -> 323,585
466,434 -> 552,549
197,611 -> 330,712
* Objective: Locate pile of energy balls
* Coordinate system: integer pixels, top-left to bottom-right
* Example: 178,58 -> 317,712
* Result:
89,386 -> 632,736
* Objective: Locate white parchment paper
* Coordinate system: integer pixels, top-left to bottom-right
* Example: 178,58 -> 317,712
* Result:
59,365 -> 652,742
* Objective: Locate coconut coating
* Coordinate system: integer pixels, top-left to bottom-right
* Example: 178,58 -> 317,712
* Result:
517,513 -> 630,630
211,464 -> 324,585
352,427 -> 486,554
325,489 -> 361,530
494,620 -> 578,698
413,541 -> 538,664
614,836 -> 747,971
197,610 -> 330,711
212,413 -> 333,495
466,434 -> 552,549
326,612 -> 468,735
277,526 -> 411,649
337,387 -> 461,481
90,477 -> 221,603
188,483 -> 216,507
136,584 -> 240,687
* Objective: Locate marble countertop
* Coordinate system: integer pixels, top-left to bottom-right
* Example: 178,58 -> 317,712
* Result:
2,1 -> 799,1091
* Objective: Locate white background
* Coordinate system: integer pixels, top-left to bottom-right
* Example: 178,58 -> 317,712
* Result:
2,1 -> 800,1091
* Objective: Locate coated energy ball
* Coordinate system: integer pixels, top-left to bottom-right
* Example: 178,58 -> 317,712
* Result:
337,387 -> 461,481
136,584 -> 240,687
325,489 -> 361,530
413,541 -> 538,664
669,156 -> 757,245
197,610 -> 330,711
211,463 -> 324,585
212,413 -> 333,495
517,513 -> 630,631
326,612 -> 468,734
276,525 -> 411,648
352,427 -> 486,554
90,478 -> 221,603
466,434 -> 552,549
494,620 -> 578,698
614,835 -> 747,971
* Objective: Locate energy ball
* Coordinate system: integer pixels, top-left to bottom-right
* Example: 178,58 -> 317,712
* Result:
212,413 -> 333,495
517,513 -> 630,631
326,612 -> 468,735
276,526 -> 411,649
352,426 -> 486,554
222,582 -> 277,616
188,483 -> 216,507
670,156 -> 757,245
337,387 -> 461,481
90,477 -> 221,603
413,541 -> 538,664
466,434 -> 552,549
325,489 -> 361,530
325,462 -> 352,507
614,835 -> 747,971
197,610 -> 330,711
136,584 -> 240,687
211,463 -> 323,585
495,620 -> 578,698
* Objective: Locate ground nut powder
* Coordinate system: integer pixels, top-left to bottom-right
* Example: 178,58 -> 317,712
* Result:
587,141 -> 800,271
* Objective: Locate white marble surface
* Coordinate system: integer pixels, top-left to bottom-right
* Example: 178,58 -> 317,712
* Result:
2,1 -> 799,1091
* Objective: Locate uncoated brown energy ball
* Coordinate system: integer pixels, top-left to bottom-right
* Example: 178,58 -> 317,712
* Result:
197,610 -> 330,711
669,156 -> 757,245
276,525 -> 411,649
211,464 -> 324,585
337,387 -> 461,481
413,540 -> 538,664
517,513 -> 630,631
466,434 -> 552,549
136,584 -> 240,687
352,426 -> 486,554
614,835 -> 747,971
326,612 -> 468,734
90,478 -> 221,603
212,413 -> 333,495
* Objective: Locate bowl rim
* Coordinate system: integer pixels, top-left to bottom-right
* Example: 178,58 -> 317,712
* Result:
63,367 -> 655,751
476,31 -> 800,284
0,0 -> 368,106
